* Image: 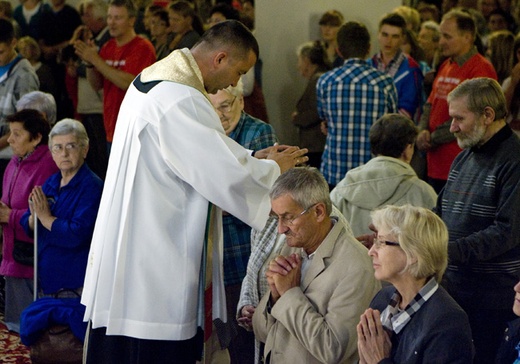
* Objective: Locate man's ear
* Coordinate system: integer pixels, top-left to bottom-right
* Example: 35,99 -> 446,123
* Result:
213,51 -> 227,67
315,202 -> 327,222
483,106 -> 496,125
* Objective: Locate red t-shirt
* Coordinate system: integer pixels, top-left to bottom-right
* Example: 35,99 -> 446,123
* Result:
99,36 -> 156,142
427,53 -> 497,180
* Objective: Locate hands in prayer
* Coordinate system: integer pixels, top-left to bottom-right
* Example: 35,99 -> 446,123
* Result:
28,186 -> 55,231
266,253 -> 302,304
357,308 -> 392,364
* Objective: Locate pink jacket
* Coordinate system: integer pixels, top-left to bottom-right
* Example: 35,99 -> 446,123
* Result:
0,145 -> 58,278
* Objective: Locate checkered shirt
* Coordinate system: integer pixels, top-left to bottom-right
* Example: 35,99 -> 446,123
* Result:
317,58 -> 398,185
380,277 -> 439,334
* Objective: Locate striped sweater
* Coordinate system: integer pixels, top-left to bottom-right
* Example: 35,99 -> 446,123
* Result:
437,125 -> 520,309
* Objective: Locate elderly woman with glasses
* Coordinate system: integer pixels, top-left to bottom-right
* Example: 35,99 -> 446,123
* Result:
20,119 -> 103,297
357,204 -> 474,364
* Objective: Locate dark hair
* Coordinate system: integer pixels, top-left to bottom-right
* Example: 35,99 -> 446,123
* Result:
239,13 -> 254,30
210,3 -> 239,21
195,19 -> 259,60
108,0 -> 136,18
337,21 -> 370,60
153,8 -> 169,26
319,10 -> 344,27
169,0 -> 204,35
0,0 -> 13,19
145,4 -> 162,15
0,18 -> 14,44
370,114 -> 418,158
379,12 -> 407,32
6,109 -> 50,146
488,8 -> 516,31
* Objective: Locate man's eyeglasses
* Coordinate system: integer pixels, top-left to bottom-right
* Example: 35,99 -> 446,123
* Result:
373,237 -> 400,249
216,96 -> 237,114
51,143 -> 81,154
271,203 -> 318,226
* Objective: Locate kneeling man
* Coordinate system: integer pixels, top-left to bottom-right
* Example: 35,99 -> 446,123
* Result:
253,167 -> 380,363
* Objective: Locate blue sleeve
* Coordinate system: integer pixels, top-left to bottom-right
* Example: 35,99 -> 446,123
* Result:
47,177 -> 103,248
20,208 -> 32,237
316,75 -> 326,120
396,65 -> 423,117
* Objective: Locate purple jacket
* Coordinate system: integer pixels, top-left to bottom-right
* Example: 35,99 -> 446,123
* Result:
0,145 -> 58,278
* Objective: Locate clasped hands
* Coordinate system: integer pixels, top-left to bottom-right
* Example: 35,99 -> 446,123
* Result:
28,186 -> 55,230
357,308 -> 392,364
266,253 -> 302,304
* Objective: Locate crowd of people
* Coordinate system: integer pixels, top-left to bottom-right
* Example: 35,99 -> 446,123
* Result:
0,0 -> 519,364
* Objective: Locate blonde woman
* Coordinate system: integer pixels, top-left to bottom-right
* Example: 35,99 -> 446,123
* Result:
357,205 -> 474,364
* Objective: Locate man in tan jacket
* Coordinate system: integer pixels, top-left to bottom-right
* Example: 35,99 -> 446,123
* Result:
253,167 -> 380,364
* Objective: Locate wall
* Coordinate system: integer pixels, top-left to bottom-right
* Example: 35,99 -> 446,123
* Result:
8,0 -> 401,145
256,0 -> 401,144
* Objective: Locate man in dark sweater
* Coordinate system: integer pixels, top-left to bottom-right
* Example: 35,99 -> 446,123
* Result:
437,77 -> 520,364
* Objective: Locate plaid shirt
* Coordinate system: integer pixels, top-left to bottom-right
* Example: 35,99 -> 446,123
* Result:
222,112 -> 277,286
371,50 -> 406,78
317,58 -> 398,185
380,277 -> 439,334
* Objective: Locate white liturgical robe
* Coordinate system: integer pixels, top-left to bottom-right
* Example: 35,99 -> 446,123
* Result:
81,49 -> 280,341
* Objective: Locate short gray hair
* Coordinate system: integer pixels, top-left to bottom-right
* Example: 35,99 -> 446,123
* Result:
421,20 -> 440,42
79,0 -> 108,21
221,78 -> 244,98
49,118 -> 89,147
447,77 -> 507,120
16,91 -> 57,125
269,167 -> 332,215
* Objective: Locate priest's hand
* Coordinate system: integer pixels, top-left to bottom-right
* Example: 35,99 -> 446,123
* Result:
266,145 -> 308,173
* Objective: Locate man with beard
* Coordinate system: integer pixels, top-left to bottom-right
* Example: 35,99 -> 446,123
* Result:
436,77 -> 520,363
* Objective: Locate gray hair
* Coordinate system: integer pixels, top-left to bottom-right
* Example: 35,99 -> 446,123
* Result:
269,167 -> 332,215
79,0 -> 108,21
447,77 -> 507,120
421,20 -> 440,42
222,78 -> 244,97
16,91 -> 57,125
49,118 -> 89,147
